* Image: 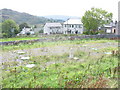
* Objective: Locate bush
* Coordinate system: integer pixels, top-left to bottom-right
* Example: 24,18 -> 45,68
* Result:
39,30 -> 43,33
83,31 -> 89,35
98,30 -> 105,34
2,19 -> 19,38
83,30 -> 99,35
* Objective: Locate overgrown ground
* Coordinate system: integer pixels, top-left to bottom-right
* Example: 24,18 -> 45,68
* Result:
0,37 -> 40,42
0,34 -> 76,42
0,38 -> 119,88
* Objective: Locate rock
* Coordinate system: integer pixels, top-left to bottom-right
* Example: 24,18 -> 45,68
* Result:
91,48 -> 98,50
21,57 -> 30,60
69,48 -> 74,58
104,52 -> 112,55
73,57 -> 79,60
17,51 -> 25,54
82,45 -> 87,47
26,64 -> 35,68
107,42 -> 111,45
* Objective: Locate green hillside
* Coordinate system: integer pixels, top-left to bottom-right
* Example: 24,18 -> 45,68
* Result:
0,8 -> 64,25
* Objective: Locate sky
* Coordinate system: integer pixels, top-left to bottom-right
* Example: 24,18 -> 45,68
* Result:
0,0 -> 119,21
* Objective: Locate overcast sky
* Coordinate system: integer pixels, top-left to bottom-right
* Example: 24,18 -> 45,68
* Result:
0,0 -> 119,20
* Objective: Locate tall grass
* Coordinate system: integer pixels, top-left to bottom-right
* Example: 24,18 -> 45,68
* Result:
2,51 -> 118,88
1,39 -> 119,88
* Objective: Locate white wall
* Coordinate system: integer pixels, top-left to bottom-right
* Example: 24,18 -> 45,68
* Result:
44,26 -> 50,34
44,24 -> 84,34
62,24 -> 83,34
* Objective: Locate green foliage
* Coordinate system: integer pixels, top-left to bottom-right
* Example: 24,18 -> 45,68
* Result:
2,55 -> 118,88
2,19 -> 19,38
34,25 -> 37,28
0,36 -> 40,42
39,30 -> 43,33
97,30 -> 105,34
19,23 -> 30,31
82,7 -> 113,35
1,39 -> 117,51
83,30 -> 99,35
0,23 -> 2,37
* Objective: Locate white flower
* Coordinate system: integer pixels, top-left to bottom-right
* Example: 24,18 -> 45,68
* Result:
91,48 -> 98,50
21,57 -> 30,60
73,57 -> 79,60
18,51 -> 25,54
26,64 -> 35,68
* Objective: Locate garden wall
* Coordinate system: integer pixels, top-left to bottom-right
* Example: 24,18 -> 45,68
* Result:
0,34 -> 120,45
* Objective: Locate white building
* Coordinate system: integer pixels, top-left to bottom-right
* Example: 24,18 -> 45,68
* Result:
63,19 -> 84,34
117,1 -> 120,35
44,23 -> 62,34
43,19 -> 84,34
18,27 -> 35,35
100,22 -> 117,34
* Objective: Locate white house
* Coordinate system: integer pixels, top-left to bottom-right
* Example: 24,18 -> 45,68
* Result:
44,23 -> 62,34
18,27 -> 35,35
100,22 -> 117,34
62,19 -> 84,34
117,1 -> 120,35
43,19 -> 84,34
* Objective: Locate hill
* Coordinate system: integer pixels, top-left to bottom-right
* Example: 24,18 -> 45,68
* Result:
0,9 -> 64,25
43,15 -> 80,21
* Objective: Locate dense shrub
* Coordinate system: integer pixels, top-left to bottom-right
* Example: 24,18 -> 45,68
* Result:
83,30 -> 99,35
2,19 -> 19,38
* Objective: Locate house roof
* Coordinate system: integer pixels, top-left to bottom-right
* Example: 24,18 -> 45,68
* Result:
104,25 -> 112,28
45,23 -> 62,27
64,19 -> 82,24
104,22 -> 116,28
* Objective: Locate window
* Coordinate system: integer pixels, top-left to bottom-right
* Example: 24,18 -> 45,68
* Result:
75,25 -> 77,28
72,25 -> 74,28
106,29 -> 111,33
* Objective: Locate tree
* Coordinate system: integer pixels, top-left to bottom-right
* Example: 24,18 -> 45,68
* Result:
34,25 -> 37,28
82,7 -> 113,34
19,23 -> 30,31
2,19 -> 19,38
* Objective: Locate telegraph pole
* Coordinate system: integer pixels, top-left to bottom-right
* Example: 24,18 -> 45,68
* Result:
118,1 -> 120,35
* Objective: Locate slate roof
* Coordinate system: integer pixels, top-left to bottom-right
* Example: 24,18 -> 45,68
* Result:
45,23 -> 62,27
104,22 -> 117,28
64,19 -> 82,24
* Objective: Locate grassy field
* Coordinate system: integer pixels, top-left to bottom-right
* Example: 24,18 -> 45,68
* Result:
1,39 -> 117,51
1,39 -> 119,88
0,37 -> 40,42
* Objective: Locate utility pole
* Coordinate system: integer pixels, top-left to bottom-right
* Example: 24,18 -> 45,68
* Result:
117,1 -> 120,35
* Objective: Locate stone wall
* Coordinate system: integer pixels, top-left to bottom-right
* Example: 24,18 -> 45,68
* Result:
0,34 -> 120,45
70,34 -> 120,39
